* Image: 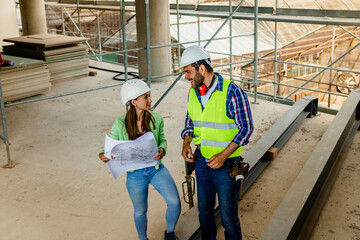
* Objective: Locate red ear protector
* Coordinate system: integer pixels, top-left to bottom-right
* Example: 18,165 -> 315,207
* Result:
198,74 -> 216,96
198,84 -> 208,95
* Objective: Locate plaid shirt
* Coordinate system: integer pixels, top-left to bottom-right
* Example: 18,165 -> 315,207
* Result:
181,72 -> 253,146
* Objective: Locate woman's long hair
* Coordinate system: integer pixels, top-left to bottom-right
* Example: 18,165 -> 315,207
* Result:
125,103 -> 155,140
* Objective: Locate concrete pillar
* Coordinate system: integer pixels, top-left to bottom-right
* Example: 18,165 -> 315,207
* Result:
135,0 -> 171,81
0,0 -> 19,51
19,0 -> 47,35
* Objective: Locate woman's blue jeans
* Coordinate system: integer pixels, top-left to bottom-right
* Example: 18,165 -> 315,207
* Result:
126,163 -> 181,240
194,149 -> 242,240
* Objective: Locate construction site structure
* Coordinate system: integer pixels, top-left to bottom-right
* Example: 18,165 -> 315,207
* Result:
0,1 -> 359,239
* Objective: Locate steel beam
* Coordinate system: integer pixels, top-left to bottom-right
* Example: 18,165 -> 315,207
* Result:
259,89 -> 360,240
172,10 -> 360,26
45,2 -> 360,20
242,96 -> 318,194
276,8 -> 360,19
45,2 -> 360,26
175,96 -> 318,240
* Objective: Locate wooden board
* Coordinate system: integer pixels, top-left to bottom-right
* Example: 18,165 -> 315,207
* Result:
3,34 -> 88,49
0,55 -> 51,102
3,44 -> 88,61
0,54 -> 45,72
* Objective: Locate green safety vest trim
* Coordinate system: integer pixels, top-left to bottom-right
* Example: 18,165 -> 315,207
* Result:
188,77 -> 241,159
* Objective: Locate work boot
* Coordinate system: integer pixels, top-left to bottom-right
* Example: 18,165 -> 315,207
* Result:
163,231 -> 178,240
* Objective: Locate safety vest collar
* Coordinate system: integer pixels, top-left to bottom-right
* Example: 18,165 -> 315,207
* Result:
193,72 -> 224,109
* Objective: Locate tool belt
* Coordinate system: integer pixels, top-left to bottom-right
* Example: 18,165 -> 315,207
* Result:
223,156 -> 250,179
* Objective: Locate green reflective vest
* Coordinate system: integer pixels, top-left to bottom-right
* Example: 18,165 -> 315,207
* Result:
188,78 -> 241,159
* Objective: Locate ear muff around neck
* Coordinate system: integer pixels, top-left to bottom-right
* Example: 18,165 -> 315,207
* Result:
199,84 -> 207,95
198,74 -> 216,96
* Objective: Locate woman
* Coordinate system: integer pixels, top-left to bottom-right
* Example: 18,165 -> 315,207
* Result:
99,79 -> 181,240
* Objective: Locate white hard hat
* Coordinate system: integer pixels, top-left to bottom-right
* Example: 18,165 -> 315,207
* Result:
120,79 -> 150,105
179,45 -> 211,68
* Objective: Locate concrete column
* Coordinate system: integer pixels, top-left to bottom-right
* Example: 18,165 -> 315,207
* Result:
19,0 -> 47,35
0,0 -> 19,51
135,0 -> 171,81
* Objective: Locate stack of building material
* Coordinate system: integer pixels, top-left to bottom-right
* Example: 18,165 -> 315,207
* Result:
0,54 -> 51,102
3,34 -> 89,82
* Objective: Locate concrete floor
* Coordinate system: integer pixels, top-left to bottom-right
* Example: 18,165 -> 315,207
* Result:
0,61 -> 359,240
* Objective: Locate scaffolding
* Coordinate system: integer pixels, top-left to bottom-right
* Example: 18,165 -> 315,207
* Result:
1,1 -> 360,165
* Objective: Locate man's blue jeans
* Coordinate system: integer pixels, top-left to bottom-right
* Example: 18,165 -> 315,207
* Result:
194,149 -> 242,240
126,163 -> 181,240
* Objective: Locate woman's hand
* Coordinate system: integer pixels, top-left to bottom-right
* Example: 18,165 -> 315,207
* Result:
153,148 -> 164,161
99,152 -> 111,163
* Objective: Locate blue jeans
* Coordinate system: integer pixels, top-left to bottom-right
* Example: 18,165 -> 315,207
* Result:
194,149 -> 242,240
126,163 -> 181,240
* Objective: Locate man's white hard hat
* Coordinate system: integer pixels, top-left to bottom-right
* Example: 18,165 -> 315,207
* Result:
120,79 -> 150,105
179,45 -> 211,69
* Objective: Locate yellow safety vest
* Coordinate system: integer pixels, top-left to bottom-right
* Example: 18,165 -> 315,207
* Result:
188,78 -> 241,159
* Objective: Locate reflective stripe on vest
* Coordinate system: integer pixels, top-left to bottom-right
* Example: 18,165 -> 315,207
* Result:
202,121 -> 237,129
187,78 -> 241,159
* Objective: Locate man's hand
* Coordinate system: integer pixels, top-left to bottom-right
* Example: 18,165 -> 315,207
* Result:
181,135 -> 194,162
153,148 -> 164,161
206,152 -> 227,169
207,142 -> 240,169
99,152 -> 111,163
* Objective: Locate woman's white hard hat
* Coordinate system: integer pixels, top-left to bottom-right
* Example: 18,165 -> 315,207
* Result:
179,45 -> 211,69
120,79 -> 150,105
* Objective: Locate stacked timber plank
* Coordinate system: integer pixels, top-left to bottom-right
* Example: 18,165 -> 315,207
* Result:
0,55 -> 51,102
3,34 -> 89,82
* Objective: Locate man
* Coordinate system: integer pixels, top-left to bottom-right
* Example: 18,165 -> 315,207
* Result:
180,45 -> 253,240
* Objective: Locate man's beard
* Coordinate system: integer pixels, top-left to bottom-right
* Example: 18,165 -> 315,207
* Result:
192,71 -> 205,89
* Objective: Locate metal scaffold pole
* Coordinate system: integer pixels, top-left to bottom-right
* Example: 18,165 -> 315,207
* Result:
96,10 -> 103,62
329,26 -> 336,107
177,0 -> 181,70
197,0 -> 200,46
121,0 -> 128,80
273,0 -> 278,100
145,0 -> 151,89
0,76 -> 12,167
229,0 -> 233,79
76,0 -> 81,35
253,0 -> 259,103
61,7 -> 66,35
